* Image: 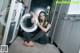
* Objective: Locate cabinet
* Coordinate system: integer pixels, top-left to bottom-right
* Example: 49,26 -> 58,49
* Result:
54,15 -> 80,53
65,18 -> 80,53
52,2 -> 80,53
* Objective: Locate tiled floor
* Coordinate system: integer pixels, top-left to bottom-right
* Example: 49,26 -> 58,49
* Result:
8,37 -> 60,53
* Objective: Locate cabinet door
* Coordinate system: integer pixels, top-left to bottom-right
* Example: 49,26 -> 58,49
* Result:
59,19 -> 73,52
54,4 -> 70,48
54,18 -> 66,46
49,4 -> 61,38
65,20 -> 80,53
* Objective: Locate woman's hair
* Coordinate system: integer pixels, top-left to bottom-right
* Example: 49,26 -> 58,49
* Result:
38,11 -> 48,27
38,11 -> 48,22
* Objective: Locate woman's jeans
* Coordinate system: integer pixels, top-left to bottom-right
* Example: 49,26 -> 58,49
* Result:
23,30 -> 48,44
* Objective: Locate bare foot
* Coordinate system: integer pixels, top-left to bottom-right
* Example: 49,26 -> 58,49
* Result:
23,41 -> 28,46
27,41 -> 34,47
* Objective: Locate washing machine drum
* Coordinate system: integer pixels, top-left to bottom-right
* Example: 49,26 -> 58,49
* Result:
20,14 -> 38,32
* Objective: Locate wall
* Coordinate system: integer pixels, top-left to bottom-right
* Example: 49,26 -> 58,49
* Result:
67,0 -> 80,14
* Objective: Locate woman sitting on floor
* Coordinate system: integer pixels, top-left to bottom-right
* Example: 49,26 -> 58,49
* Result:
23,11 -> 51,47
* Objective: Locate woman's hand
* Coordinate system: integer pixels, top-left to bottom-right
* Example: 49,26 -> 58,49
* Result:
37,22 -> 40,26
30,11 -> 38,18
37,22 -> 51,33
31,17 -> 35,23
30,11 -> 38,23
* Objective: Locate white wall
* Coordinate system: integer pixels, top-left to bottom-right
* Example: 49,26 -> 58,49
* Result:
0,0 -> 3,12
67,0 -> 80,14
0,0 -> 3,33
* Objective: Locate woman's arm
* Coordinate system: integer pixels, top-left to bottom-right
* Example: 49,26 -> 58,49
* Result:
30,12 -> 38,18
37,22 -> 51,33
30,12 -> 38,23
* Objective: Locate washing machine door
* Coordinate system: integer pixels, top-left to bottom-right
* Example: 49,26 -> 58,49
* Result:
20,14 -> 38,32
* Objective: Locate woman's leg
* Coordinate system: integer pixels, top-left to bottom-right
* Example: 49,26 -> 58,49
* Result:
32,30 -> 48,44
23,32 -> 34,47
23,32 -> 33,42
32,30 -> 45,41
39,34 -> 48,44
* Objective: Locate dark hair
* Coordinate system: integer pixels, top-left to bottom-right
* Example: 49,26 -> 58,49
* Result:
38,11 -> 48,27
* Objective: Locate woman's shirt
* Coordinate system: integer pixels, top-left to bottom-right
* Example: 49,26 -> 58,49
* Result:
31,18 -> 51,35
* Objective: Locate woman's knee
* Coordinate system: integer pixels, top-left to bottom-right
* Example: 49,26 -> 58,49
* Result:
40,40 -> 48,44
39,31 -> 46,36
39,36 -> 48,44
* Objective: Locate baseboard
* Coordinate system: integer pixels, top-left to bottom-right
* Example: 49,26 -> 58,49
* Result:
52,41 -> 64,53
53,41 -> 58,47
58,47 -> 64,53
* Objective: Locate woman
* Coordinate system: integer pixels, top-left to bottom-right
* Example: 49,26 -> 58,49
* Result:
23,11 -> 51,47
